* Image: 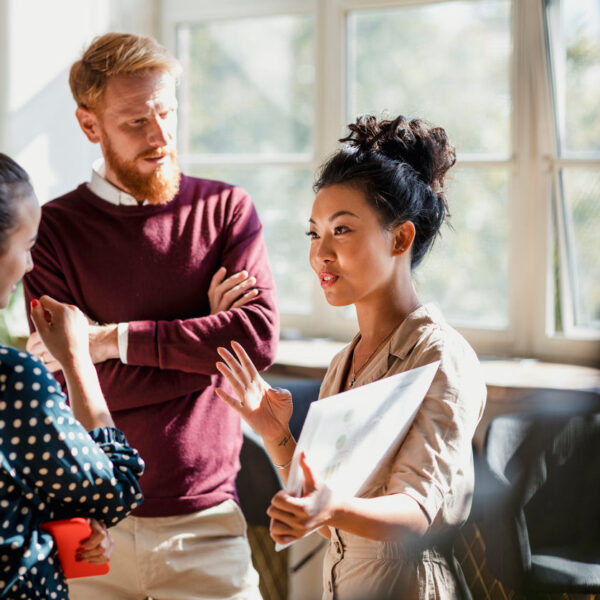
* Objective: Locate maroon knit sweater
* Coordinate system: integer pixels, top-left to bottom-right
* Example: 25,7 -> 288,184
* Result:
24,175 -> 279,517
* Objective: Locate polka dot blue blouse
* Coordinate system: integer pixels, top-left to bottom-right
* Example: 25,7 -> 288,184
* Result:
0,345 -> 145,599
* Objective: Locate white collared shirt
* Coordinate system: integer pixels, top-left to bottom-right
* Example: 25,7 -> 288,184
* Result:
87,159 -> 145,363
88,158 -> 150,207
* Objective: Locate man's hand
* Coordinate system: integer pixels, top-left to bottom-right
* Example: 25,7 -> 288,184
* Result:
27,300 -> 119,369
88,323 -> 119,364
26,330 -> 61,372
208,267 -> 259,314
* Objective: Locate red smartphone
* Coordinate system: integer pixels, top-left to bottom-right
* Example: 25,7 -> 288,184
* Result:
41,518 -> 110,578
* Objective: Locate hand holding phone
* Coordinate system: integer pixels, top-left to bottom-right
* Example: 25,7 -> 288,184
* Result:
41,518 -> 110,578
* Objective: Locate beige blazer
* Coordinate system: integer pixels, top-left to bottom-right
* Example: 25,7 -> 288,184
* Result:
319,304 -> 486,600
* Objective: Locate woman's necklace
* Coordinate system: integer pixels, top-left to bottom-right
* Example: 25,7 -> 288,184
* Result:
348,301 -> 422,389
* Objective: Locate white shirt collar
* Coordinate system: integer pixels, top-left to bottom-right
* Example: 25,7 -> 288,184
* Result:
88,158 -> 149,206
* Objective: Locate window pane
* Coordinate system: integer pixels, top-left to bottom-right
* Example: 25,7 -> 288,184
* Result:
416,167 -> 510,328
561,169 -> 600,328
347,0 -> 511,155
184,165 -> 315,315
178,15 -> 314,154
548,0 -> 600,155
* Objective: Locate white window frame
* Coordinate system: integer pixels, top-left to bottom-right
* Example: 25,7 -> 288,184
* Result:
160,0 -> 600,366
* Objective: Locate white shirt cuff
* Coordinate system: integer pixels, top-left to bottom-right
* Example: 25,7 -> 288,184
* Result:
117,322 -> 129,364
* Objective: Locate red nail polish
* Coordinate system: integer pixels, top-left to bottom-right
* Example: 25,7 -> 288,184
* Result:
31,299 -> 39,307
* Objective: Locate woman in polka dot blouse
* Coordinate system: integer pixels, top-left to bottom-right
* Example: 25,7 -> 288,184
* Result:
0,154 -> 144,599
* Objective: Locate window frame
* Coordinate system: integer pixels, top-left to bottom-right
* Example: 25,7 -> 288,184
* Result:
160,0 -> 600,366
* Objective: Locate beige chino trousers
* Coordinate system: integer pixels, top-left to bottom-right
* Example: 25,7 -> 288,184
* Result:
68,500 -> 262,600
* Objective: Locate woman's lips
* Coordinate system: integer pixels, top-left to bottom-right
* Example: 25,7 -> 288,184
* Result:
319,272 -> 339,288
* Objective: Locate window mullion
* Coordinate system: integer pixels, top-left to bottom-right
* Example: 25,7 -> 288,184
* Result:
510,0 -> 538,357
544,0 -> 578,335
552,167 -> 577,333
306,0 -> 350,338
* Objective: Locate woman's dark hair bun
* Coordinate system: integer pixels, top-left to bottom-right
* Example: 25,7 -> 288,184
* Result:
314,114 -> 456,268
340,114 -> 456,211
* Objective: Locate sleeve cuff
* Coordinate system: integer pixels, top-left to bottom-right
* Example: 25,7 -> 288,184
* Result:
117,322 -> 129,364
126,320 -> 159,367
387,480 -> 444,525
88,426 -> 130,446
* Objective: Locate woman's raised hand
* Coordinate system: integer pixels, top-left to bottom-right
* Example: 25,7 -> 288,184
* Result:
216,341 -> 293,443
30,296 -> 91,370
30,296 -> 114,431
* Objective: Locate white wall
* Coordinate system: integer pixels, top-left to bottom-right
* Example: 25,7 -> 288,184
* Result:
0,0 -> 159,203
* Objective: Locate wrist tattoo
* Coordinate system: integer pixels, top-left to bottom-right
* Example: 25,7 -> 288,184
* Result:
278,433 -> 291,447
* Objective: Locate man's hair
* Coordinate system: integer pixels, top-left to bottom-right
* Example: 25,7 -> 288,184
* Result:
69,32 -> 182,109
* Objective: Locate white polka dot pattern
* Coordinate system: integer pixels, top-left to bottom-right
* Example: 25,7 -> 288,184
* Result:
0,345 -> 144,597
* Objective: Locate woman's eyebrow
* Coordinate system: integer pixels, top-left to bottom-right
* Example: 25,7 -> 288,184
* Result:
308,211 -> 360,225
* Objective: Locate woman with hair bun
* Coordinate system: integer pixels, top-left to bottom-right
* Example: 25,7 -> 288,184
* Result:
0,153 -> 144,599
216,115 -> 486,599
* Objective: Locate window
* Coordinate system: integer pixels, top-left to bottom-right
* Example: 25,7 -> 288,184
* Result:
161,0 -> 600,365
346,2 -> 512,330
546,0 -> 600,334
174,10 -> 315,315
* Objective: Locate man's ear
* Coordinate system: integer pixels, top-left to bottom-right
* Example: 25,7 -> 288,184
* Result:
391,221 -> 416,256
75,107 -> 101,144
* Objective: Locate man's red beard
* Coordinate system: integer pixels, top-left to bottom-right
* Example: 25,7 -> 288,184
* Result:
103,136 -> 181,205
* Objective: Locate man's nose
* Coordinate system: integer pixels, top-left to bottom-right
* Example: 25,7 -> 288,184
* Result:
147,116 -> 170,147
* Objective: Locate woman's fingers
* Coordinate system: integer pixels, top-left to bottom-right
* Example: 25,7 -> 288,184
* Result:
266,503 -> 301,525
216,342 -> 263,392
230,341 -> 260,381
38,294 -> 63,311
268,491 -> 310,520
215,360 -> 247,401
79,531 -> 102,550
215,388 -> 247,416
269,515 -> 305,543
77,519 -> 113,563
269,515 -> 296,535
216,346 -> 251,389
77,542 -> 111,563
30,301 -> 50,335
79,519 -> 105,548
299,451 -> 317,494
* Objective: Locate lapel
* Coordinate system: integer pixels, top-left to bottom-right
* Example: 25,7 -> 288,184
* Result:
320,304 -> 439,396
321,333 -> 360,397
350,304 -> 437,389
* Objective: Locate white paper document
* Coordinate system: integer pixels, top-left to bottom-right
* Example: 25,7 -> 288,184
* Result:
276,360 -> 440,551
